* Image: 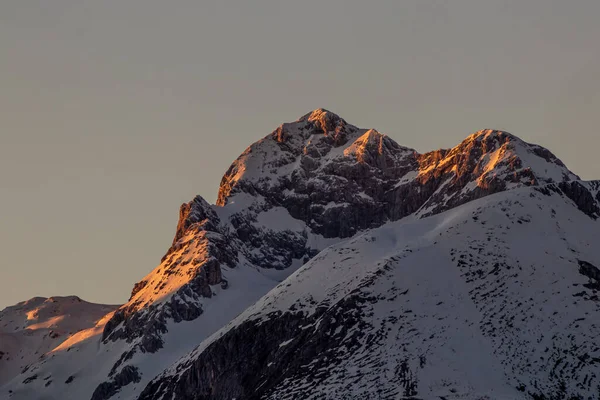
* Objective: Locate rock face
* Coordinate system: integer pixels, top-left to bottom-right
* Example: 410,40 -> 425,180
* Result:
2,109 -> 593,400
90,366 -> 141,400
558,180 -> 600,219
102,196 -> 236,354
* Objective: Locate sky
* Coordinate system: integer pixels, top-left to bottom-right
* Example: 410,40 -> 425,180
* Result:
1,0 -> 599,309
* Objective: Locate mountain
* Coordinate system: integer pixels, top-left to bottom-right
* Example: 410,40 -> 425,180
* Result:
1,109 -> 598,400
0,297 -> 118,388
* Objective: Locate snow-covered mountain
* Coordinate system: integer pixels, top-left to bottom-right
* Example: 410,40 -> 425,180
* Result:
140,181 -> 600,400
0,297 -> 118,388
1,109 -> 598,400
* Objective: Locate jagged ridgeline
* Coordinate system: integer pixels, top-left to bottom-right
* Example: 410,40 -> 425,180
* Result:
2,109 -> 599,400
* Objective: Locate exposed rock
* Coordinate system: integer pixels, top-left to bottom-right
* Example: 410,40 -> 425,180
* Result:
22,375 -> 37,384
559,181 -> 600,219
578,259 -> 600,290
171,196 -> 219,248
138,296 -> 372,400
90,366 -> 141,400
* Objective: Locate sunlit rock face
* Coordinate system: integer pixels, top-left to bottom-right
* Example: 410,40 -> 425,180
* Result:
3,109 -> 593,400
403,129 -> 579,217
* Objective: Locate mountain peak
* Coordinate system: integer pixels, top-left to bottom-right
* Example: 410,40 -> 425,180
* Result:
297,108 -> 347,134
216,112 -> 581,218
461,129 -> 535,152
410,128 -> 579,215
468,128 -> 516,140
458,128 -> 579,182
298,107 -> 341,121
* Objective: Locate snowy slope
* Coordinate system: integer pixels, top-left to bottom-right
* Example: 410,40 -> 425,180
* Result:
140,182 -> 600,400
0,297 -> 118,388
0,109 -> 592,400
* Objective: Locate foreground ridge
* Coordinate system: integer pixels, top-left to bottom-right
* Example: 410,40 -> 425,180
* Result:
141,181 -> 600,400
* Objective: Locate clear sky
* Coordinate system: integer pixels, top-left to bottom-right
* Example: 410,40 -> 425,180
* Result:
1,0 -> 599,309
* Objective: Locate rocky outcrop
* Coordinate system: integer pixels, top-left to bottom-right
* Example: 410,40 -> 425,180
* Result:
90,366 -> 141,400
578,259 -> 600,290
410,130 -> 579,216
171,196 -> 219,247
559,181 -> 600,219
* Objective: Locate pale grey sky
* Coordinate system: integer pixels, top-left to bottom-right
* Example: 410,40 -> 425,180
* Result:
1,0 -> 599,309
